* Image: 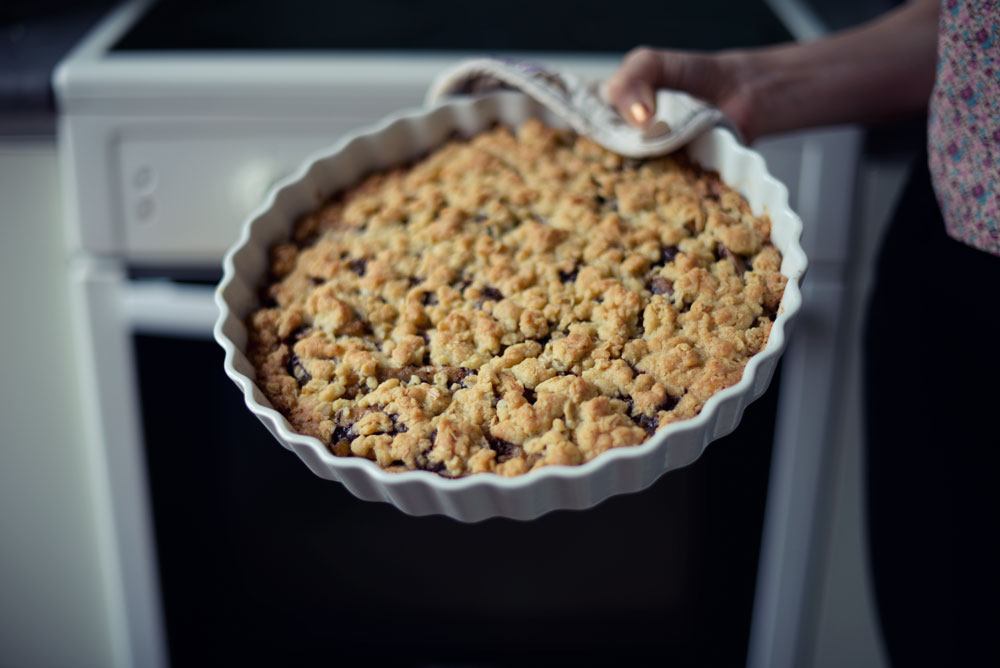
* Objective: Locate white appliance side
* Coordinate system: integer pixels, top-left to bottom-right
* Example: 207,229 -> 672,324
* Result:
748,125 -> 864,668
67,257 -> 169,668
0,140 -> 116,668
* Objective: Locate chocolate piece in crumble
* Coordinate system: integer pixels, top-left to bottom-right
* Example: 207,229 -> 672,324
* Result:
286,353 -> 311,386
348,258 -> 368,276
558,265 -> 580,284
655,245 -> 679,268
480,285 -> 503,302
485,433 -> 520,462
716,242 -> 747,277
633,414 -> 660,437
648,276 -> 674,296
245,119 -> 786,477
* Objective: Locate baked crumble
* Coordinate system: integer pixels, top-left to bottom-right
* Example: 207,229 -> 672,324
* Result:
246,119 -> 786,477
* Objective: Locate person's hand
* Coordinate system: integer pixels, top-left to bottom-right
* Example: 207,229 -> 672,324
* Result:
605,47 -> 761,142
606,0 -> 938,144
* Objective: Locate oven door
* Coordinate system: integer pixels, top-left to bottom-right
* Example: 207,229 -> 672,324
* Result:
73,259 -> 778,667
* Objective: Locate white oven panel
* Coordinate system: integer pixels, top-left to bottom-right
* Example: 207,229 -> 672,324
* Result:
115,120 -> 366,262
104,124 -> 844,266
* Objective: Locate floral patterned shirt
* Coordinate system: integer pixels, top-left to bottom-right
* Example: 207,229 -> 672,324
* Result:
928,0 -> 1000,256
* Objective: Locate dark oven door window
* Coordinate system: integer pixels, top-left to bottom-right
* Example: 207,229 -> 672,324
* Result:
134,332 -> 778,666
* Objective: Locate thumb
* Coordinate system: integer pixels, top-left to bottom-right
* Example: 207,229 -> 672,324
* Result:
614,79 -> 657,127
605,48 -> 666,127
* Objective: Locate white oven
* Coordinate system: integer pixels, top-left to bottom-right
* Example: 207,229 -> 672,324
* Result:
56,1 -> 862,666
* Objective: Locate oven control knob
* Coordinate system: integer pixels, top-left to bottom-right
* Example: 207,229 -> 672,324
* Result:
135,196 -> 155,222
133,165 -> 156,193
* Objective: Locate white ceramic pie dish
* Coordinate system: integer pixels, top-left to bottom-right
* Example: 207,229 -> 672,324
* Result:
214,91 -> 806,523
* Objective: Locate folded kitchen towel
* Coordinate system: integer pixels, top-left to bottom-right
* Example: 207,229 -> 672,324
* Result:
425,57 -> 741,158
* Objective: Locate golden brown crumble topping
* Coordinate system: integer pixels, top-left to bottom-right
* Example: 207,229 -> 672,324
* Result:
246,119 -> 786,477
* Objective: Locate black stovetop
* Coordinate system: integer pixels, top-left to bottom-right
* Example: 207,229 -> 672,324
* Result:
111,0 -> 792,53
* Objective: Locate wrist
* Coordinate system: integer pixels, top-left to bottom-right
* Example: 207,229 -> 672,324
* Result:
711,49 -> 772,143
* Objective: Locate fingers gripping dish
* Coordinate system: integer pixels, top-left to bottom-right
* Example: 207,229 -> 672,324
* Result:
245,119 -> 787,478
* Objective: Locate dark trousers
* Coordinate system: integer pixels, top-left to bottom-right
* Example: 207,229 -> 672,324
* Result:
864,152 -> 1000,667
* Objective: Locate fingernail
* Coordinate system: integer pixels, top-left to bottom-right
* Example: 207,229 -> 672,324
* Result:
630,102 -> 649,124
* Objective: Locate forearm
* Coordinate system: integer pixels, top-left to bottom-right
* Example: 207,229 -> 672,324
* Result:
728,0 -> 939,139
